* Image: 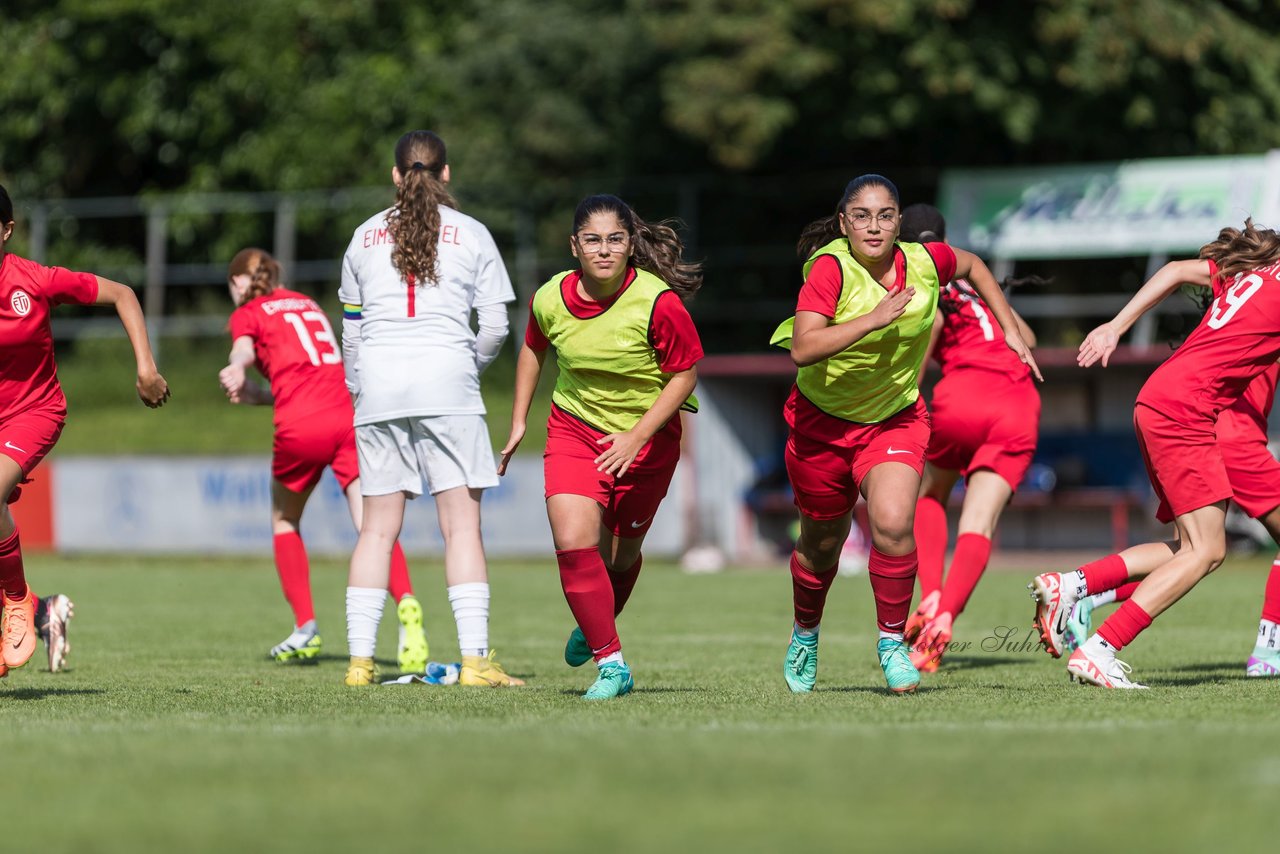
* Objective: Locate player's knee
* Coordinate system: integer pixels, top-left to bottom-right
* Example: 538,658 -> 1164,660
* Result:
797,533 -> 843,567
868,514 -> 912,551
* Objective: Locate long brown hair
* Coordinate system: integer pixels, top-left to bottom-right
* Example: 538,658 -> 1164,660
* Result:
1199,218 -> 1280,281
227,247 -> 281,304
797,174 -> 900,260
387,130 -> 457,286
572,194 -> 703,301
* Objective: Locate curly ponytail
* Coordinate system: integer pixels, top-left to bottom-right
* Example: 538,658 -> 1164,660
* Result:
572,194 -> 703,301
387,130 -> 457,286
227,247 -> 281,304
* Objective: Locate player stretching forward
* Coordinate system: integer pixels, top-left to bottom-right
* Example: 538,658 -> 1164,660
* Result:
772,176 -> 1038,694
219,248 -> 428,670
341,130 -> 520,688
898,204 -> 1041,672
1030,220 -> 1280,688
499,194 -> 703,700
0,183 -> 169,675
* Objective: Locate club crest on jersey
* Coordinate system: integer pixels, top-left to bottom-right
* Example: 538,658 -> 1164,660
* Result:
9,289 -> 31,317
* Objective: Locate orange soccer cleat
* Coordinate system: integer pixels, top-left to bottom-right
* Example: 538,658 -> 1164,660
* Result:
2,589 -> 39,669
904,590 -> 941,646
910,611 -> 953,673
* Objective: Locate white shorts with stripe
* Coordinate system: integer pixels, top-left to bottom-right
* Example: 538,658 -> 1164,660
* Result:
355,415 -> 500,497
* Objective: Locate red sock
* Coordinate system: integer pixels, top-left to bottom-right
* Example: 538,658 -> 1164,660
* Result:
610,554 -> 642,616
937,533 -> 992,618
914,496 -> 947,598
868,548 -> 917,634
272,532 -> 314,626
388,542 -> 413,602
556,547 -> 620,660
790,551 -> 837,629
1111,580 -> 1140,604
0,528 -> 27,599
1257,558 -> 1280,624
1096,599 -> 1153,650
1080,554 -> 1129,595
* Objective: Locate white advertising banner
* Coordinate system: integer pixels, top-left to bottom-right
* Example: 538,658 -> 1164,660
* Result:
52,456 -> 688,556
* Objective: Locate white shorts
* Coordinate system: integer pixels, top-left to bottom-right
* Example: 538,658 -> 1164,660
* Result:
355,415 -> 500,498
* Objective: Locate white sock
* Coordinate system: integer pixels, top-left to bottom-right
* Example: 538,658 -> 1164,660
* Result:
1258,619 -> 1280,650
794,622 -> 818,640
448,582 -> 490,657
346,586 -> 386,659
1089,589 -> 1118,608
1082,633 -> 1114,658
598,651 -> 624,667
879,630 -> 905,642
1064,570 -> 1087,603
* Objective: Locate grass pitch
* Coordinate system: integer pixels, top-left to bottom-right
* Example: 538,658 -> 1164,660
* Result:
6,552 -> 1278,853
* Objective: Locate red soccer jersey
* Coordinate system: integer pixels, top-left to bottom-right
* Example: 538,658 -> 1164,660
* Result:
523,267 -> 704,372
228,288 -> 353,428
1138,258 -> 1280,423
933,279 -> 1030,381
1225,362 -> 1279,432
0,253 -> 99,422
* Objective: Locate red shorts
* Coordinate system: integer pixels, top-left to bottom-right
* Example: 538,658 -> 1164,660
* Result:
786,397 -> 930,521
927,370 -> 1040,491
1135,403 -> 1233,523
543,405 -> 681,538
0,409 -> 64,503
1211,408 -> 1280,521
273,416 -> 359,494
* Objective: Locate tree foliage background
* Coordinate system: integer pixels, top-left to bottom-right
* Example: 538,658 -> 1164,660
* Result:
3,0 -> 1279,347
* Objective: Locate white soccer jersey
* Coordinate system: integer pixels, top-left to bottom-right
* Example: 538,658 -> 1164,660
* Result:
339,205 -> 514,425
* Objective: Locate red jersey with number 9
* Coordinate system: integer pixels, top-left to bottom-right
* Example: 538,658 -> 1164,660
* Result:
228,288 -> 351,429
1138,258 -> 1280,423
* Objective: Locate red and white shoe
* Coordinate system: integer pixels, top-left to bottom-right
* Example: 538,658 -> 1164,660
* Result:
910,611 -> 953,673
1066,646 -> 1148,689
904,590 -> 941,646
1028,573 -> 1075,659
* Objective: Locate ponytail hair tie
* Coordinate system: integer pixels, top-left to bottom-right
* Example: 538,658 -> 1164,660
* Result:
410,162 -> 428,171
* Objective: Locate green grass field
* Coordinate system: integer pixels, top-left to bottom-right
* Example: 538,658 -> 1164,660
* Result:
5,552 -> 1278,853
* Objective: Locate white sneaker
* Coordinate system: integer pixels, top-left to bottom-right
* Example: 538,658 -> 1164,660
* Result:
1066,645 -> 1148,689
39,594 -> 74,673
1028,572 -> 1076,659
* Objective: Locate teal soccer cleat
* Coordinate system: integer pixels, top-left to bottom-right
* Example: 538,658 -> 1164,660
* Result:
877,637 -> 920,694
583,662 -> 633,700
783,630 -> 819,693
1064,597 -> 1094,653
564,626 -> 592,667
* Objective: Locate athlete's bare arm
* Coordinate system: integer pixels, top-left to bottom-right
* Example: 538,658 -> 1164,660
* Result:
219,335 -> 273,405
594,366 -> 697,478
498,343 -> 548,475
1078,259 -> 1212,368
94,277 -> 169,407
790,289 -> 915,368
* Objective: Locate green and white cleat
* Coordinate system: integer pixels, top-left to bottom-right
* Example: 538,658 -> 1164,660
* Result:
783,630 -> 819,693
270,621 -> 322,663
877,637 -> 920,694
583,662 -> 633,700
564,626 -> 592,667
1064,597 -> 1094,652
396,595 -> 429,674
1246,647 -> 1280,677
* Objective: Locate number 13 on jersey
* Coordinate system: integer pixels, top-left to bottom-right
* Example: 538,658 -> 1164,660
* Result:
283,311 -> 341,366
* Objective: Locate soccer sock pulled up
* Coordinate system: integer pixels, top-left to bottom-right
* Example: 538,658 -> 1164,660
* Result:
937,532 -> 992,618
1095,599 -> 1153,651
388,543 -> 414,603
0,527 -> 28,600
1074,554 -> 1130,599
790,551 -> 836,630
913,496 -> 947,599
448,582 -> 490,657
272,532 -> 314,627
1262,558 -> 1280,625
610,554 -> 643,617
345,586 -> 387,659
556,548 -> 620,660
868,547 -> 917,637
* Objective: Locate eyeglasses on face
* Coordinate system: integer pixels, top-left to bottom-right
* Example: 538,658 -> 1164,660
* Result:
575,233 -> 629,252
843,210 -> 899,230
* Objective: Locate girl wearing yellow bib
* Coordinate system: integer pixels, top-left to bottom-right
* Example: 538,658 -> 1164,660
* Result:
776,175 -> 1039,694
499,194 -> 704,700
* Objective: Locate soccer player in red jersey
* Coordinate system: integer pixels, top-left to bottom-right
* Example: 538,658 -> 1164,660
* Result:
0,184 -> 169,675
896,205 -> 1041,672
773,176 -> 1039,694
1029,220 -> 1280,688
499,194 -> 703,700
219,248 -> 428,671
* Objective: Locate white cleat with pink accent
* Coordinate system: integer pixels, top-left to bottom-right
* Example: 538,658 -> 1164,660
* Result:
1066,646 -> 1148,689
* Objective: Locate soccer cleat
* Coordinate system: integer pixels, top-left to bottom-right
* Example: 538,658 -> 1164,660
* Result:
1064,597 -> 1095,653
269,621 -> 322,663
1246,647 -> 1280,677
396,595 -> 429,674
564,626 -> 592,668
783,630 -> 819,693
877,637 -> 921,694
38,594 -> 74,673
1028,572 -> 1075,659
343,656 -> 379,686
1066,646 -> 1148,689
910,611 -> 953,673
1,589 -> 38,669
904,589 -> 941,646
459,650 -> 525,687
583,661 -> 633,700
